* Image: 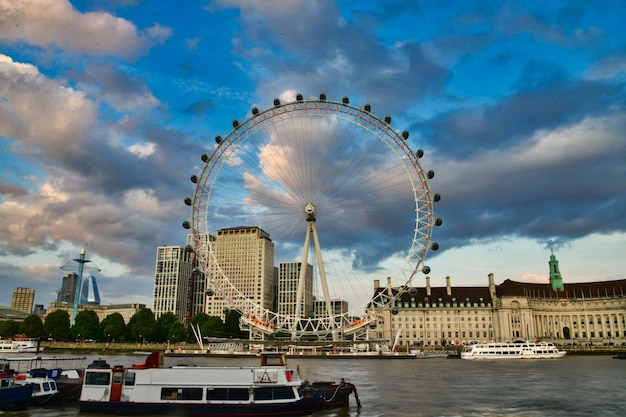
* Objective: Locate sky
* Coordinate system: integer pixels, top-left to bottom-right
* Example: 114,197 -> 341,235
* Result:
0,0 -> 625,312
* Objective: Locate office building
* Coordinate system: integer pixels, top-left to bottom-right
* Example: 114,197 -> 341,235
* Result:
152,245 -> 193,321
277,262 -> 313,318
11,288 -> 35,313
205,226 -> 275,320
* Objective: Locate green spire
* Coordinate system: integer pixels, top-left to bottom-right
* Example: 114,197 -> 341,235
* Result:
548,250 -> 564,292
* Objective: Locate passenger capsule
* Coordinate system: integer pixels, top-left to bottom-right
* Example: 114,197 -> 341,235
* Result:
182,221 -> 191,229
384,115 -> 392,125
431,242 -> 439,251
402,131 -> 409,140
427,170 -> 435,179
201,154 -> 209,163
215,135 -> 223,144
435,218 -> 443,226
433,194 -> 441,202
273,98 -> 280,106
206,288 -> 214,296
232,120 -> 239,128
391,306 -> 399,315
252,107 -> 259,115
416,149 -> 424,158
342,96 -> 349,104
296,93 -> 303,101
319,93 -> 326,101
190,175 -> 198,184
184,197 -> 192,206
364,104 -> 371,112
422,266 -> 431,274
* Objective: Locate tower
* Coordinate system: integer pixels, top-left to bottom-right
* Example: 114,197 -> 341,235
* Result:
153,245 -> 193,321
548,250 -> 564,292
80,276 -> 101,305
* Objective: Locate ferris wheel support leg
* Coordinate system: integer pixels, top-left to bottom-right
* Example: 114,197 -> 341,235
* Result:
293,223 -> 312,340
310,222 -> 336,328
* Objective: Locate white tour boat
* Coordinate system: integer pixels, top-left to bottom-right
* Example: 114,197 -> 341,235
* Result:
461,341 -> 567,360
0,338 -> 42,354
79,351 -> 322,416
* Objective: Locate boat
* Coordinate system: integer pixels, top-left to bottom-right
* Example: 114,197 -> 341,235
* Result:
15,370 -> 60,405
0,370 -> 34,411
460,341 -> 567,360
0,337 -> 43,353
0,355 -> 86,403
79,351 -> 323,416
612,353 -> 626,360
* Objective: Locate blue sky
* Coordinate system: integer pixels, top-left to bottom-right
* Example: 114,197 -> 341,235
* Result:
1,0 -> 625,310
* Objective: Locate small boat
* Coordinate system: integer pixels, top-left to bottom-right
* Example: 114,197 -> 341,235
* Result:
15,371 -> 60,405
0,371 -> 34,411
0,337 -> 42,353
79,351 -> 323,416
301,379 -> 361,409
612,353 -> 626,360
461,341 -> 567,360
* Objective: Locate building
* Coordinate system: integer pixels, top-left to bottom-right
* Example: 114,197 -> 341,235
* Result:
80,276 -> 101,305
188,233 -> 215,318
205,226 -> 275,320
11,288 -> 35,314
371,255 -> 626,348
277,262 -> 313,318
152,245 -> 194,321
57,272 -> 78,304
314,298 -> 348,326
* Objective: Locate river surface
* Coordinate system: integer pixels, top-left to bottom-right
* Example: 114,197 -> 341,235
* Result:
10,353 -> 625,417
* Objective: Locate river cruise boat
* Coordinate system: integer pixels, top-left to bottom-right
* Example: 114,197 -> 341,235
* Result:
461,342 -> 567,360
79,351 -> 322,416
0,337 -> 42,353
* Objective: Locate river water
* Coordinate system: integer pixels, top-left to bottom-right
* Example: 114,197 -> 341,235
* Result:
13,353 -> 625,417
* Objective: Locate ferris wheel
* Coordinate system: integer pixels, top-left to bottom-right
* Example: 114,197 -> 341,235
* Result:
184,93 -> 441,340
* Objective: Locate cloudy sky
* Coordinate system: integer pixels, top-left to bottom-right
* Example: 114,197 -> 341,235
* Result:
1,0 -> 625,311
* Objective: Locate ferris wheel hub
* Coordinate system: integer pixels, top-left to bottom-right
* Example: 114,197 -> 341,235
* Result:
304,203 -> 316,221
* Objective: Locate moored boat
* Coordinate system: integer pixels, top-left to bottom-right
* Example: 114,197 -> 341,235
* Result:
15,371 -> 60,405
461,341 -> 566,360
0,371 -> 34,411
0,337 -> 43,353
79,351 -> 323,416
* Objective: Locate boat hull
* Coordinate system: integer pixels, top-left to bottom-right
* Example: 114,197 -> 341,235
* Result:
79,395 -> 321,416
0,384 -> 34,411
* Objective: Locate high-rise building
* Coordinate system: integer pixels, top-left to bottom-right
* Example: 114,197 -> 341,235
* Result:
153,245 -> 193,321
80,276 -> 101,305
11,287 -> 35,313
188,233 -> 215,318
314,298 -> 348,322
57,272 -> 78,304
277,262 -> 313,318
205,226 -> 275,320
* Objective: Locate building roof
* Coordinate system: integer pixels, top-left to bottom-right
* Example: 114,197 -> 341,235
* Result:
0,306 -> 29,321
497,278 -> 626,299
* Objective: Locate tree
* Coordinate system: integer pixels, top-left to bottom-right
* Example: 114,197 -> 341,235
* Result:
223,310 -> 246,338
71,310 -> 100,340
156,312 -> 178,343
127,308 -> 157,342
18,314 -> 45,337
201,316 -> 224,337
44,310 -> 70,341
169,321 -> 187,343
100,313 -> 126,342
0,320 -> 20,338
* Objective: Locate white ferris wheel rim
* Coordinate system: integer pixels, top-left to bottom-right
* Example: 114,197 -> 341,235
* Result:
188,96 -> 436,337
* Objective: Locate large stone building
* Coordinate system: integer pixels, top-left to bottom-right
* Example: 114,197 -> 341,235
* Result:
46,302 -> 146,324
205,226 -> 275,320
277,262 -> 313,318
372,255 -> 626,348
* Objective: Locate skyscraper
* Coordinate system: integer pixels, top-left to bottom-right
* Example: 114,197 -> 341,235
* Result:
277,262 -> 313,318
57,272 -> 78,304
11,287 -> 35,313
153,245 -> 193,321
80,276 -> 101,305
205,226 -> 275,319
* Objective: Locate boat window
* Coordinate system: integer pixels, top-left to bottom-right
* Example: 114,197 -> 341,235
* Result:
85,371 -> 111,386
33,384 -> 41,393
124,372 -> 136,386
113,373 -> 123,384
161,387 -> 203,401
254,387 -> 296,400
43,382 -> 51,391
206,387 -> 249,401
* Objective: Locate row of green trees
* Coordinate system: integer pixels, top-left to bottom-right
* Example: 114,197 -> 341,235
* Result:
0,308 -> 247,343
